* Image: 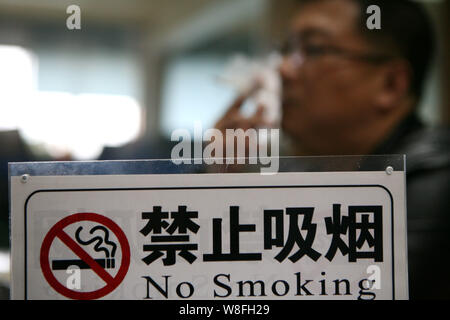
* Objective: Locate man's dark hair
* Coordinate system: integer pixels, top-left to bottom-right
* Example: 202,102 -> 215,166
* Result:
300,0 -> 436,101
356,0 -> 435,101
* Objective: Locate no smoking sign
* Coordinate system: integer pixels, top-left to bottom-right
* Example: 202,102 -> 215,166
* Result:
10,165 -> 408,300
40,213 -> 130,300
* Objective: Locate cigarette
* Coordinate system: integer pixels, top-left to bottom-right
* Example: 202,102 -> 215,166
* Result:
51,258 -> 115,270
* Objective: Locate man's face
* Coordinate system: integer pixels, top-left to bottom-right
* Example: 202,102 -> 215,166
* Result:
280,0 -> 383,154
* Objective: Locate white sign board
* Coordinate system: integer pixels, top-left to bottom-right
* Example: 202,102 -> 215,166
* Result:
10,163 -> 408,300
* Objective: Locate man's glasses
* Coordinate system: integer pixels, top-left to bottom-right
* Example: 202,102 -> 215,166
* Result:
279,35 -> 395,69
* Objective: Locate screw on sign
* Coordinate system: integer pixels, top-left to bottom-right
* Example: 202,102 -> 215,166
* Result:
40,213 -> 130,300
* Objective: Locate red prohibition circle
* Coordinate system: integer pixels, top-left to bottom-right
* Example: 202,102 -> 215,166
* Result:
40,213 -> 130,300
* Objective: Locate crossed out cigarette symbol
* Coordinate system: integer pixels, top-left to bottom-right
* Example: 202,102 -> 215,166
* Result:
40,213 -> 130,300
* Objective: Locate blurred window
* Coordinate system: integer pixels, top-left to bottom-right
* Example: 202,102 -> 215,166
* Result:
160,53 -> 234,137
0,45 -> 36,131
160,33 -> 257,137
0,44 -> 142,160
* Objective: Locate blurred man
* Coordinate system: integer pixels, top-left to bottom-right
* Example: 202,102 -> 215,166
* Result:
216,0 -> 450,299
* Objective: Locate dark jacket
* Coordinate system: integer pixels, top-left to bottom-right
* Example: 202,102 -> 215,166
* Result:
374,113 -> 450,300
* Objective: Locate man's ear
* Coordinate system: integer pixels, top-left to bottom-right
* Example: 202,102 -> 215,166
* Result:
374,60 -> 412,112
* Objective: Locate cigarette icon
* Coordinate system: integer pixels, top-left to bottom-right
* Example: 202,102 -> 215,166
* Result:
51,258 -> 115,270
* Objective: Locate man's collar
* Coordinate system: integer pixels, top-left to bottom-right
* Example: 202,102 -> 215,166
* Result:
372,112 -> 424,155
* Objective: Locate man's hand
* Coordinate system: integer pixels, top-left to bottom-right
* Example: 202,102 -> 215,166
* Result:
214,87 -> 268,134
212,87 -> 270,173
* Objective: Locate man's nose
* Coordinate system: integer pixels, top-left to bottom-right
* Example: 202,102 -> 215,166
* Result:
278,53 -> 303,81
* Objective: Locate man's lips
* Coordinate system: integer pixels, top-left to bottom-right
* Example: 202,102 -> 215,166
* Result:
281,95 -> 299,107
281,81 -> 304,108
281,86 -> 300,105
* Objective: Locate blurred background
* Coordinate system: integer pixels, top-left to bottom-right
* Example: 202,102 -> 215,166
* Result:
0,0 -> 448,298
